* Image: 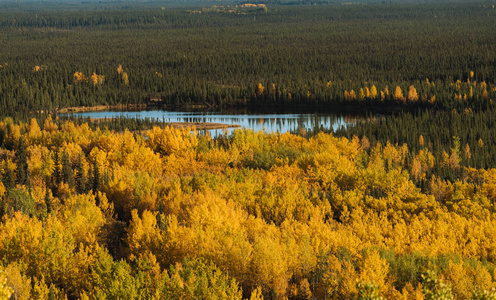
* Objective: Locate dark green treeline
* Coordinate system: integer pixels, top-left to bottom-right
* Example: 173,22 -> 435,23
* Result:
0,2 -> 495,118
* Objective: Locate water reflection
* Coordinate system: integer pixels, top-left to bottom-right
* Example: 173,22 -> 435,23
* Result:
61,109 -> 361,137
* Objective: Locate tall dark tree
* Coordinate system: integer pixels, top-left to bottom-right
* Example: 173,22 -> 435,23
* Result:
2,165 -> 15,190
87,163 -> 93,194
45,180 -> 52,214
75,153 -> 86,194
61,151 -> 75,189
16,137 -> 30,187
92,159 -> 101,193
51,149 -> 61,197
52,149 -> 61,187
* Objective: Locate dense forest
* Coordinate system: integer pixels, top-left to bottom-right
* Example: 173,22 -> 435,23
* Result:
3,118 -> 496,299
1,1 -> 496,299
0,1 -> 496,118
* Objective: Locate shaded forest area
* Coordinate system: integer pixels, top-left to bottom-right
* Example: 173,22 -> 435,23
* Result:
0,1 -> 495,119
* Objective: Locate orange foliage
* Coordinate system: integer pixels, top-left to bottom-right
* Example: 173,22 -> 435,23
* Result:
0,118 -> 495,298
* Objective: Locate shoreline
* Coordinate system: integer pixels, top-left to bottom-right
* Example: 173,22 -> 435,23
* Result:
88,117 -> 241,131
158,122 -> 241,131
57,104 -> 244,131
55,101 -> 428,116
57,103 -> 148,114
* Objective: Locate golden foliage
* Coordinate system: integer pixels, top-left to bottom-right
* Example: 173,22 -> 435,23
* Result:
370,85 -> 378,99
122,72 -> 129,85
394,86 -> 405,102
482,89 -> 489,100
407,85 -> 418,102
90,72 -> 105,85
345,90 -> 357,101
0,267 -> 14,300
256,83 -> 264,97
359,88 -> 365,101
1,118 -> 496,298
73,71 -> 86,84
426,96 -> 435,106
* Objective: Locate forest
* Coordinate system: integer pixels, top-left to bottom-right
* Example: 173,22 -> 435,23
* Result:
0,1 -> 496,118
1,0 -> 496,299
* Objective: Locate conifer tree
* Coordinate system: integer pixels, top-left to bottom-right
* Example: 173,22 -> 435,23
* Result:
2,165 -> 14,190
45,181 -> 52,214
51,149 -> 61,197
75,154 -> 85,194
87,163 -> 93,193
92,159 -> 101,192
15,137 -> 29,187
61,152 -> 74,189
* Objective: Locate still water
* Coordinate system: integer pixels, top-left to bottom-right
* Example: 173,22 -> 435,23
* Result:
62,109 -> 363,136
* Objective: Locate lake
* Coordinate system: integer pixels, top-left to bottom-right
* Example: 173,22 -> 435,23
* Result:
61,108 -> 365,136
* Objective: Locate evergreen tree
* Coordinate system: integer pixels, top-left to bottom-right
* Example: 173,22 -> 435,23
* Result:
51,149 -> 61,197
61,151 -> 75,189
52,149 -> 61,187
156,200 -> 165,231
45,180 -> 52,214
87,163 -> 93,193
15,137 -> 29,187
92,159 -> 101,192
2,166 -> 14,190
75,153 -> 85,194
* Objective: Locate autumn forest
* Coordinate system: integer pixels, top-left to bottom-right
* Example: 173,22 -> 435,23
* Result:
1,0 -> 496,299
